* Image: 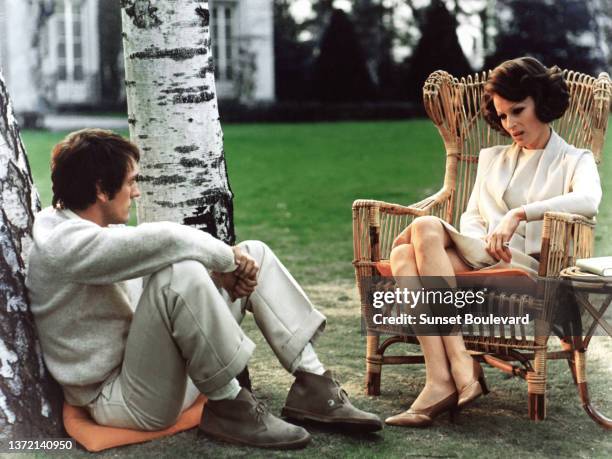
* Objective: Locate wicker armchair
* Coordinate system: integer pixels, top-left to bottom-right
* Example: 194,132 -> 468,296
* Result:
352,69 -> 611,424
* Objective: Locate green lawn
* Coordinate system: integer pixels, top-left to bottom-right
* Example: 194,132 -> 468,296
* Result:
24,120 -> 612,282
24,121 -> 449,283
20,121 -> 612,458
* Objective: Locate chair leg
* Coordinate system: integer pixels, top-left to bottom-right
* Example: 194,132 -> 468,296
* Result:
573,349 -> 612,429
560,338 -> 578,384
366,334 -> 382,395
527,345 -> 547,421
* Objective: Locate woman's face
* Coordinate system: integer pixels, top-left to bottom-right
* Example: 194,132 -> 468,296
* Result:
492,94 -> 551,149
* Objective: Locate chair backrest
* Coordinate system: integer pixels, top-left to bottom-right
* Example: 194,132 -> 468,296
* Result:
423,70 -> 612,228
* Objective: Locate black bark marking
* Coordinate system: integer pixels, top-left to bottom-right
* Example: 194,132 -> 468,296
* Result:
150,162 -> 174,169
130,45 -> 208,61
174,145 -> 199,154
188,118 -> 194,123
138,134 -> 148,139
197,57 -> 215,78
179,157 -> 207,168
161,85 -> 209,95
121,0 -> 162,29
190,177 -> 213,186
128,118 -> 136,125
210,156 -> 226,170
125,80 -> 136,87
138,174 -> 186,185
195,6 -> 209,27
174,91 -> 215,104
181,191 -> 235,244
173,72 -> 185,77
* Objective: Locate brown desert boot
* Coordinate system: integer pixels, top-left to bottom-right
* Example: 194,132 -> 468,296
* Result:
281,371 -> 383,432
199,388 -> 311,449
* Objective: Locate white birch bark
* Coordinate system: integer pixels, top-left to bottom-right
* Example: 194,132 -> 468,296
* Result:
120,0 -> 235,243
0,69 -> 62,439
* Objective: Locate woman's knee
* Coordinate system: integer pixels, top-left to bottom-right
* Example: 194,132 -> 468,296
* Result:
411,216 -> 445,248
390,243 -> 416,273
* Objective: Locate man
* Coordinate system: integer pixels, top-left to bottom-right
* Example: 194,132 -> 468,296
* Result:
26,129 -> 382,449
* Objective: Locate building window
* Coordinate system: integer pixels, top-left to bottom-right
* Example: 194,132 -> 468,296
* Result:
56,0 -> 84,82
211,3 -> 236,81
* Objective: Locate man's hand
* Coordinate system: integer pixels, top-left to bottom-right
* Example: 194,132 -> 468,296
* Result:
212,246 -> 259,301
212,247 -> 259,301
485,208 -> 525,263
232,246 -> 259,281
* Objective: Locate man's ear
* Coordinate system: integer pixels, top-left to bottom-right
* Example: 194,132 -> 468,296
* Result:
95,182 -> 109,203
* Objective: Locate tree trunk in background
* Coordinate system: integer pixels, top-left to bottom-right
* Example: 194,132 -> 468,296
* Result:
0,70 -> 63,439
98,0 -> 124,108
120,0 -> 235,244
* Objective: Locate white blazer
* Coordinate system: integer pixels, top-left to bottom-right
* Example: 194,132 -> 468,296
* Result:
459,129 -> 602,256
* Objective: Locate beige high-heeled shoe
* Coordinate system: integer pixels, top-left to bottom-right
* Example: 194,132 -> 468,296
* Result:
457,358 -> 490,410
385,391 -> 459,428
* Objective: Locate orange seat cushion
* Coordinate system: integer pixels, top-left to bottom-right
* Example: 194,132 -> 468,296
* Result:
63,395 -> 206,452
374,260 -> 533,279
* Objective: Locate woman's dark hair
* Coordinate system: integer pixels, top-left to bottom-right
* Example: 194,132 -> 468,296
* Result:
482,56 -> 570,135
51,128 -> 140,210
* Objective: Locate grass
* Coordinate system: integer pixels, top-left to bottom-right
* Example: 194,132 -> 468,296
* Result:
20,121 -> 612,458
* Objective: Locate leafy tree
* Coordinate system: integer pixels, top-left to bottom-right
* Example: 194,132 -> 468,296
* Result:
98,0 -> 124,108
274,0 -> 312,100
485,0 -> 605,74
590,0 -> 612,73
403,0 -> 472,101
352,0 -> 401,99
310,8 -> 375,102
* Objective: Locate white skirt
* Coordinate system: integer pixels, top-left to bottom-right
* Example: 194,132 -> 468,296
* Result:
436,218 -> 540,277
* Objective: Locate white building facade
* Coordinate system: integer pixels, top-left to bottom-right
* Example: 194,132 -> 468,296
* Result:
0,0 -> 274,115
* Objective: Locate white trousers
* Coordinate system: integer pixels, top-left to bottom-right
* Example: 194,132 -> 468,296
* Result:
87,240 -> 326,430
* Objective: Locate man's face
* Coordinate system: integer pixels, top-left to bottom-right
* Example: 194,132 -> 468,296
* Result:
100,160 -> 141,225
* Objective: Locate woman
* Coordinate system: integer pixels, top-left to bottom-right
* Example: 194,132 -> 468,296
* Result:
385,57 -> 602,427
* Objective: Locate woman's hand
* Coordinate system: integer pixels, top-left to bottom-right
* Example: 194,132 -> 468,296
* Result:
485,208 -> 526,263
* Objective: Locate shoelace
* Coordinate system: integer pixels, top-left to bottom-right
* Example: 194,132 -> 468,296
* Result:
330,377 -> 350,405
251,394 -> 269,421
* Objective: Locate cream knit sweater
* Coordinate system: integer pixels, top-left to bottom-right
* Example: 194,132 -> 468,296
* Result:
26,207 -> 236,406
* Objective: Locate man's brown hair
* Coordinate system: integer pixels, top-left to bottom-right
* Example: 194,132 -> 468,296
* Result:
51,128 -> 140,210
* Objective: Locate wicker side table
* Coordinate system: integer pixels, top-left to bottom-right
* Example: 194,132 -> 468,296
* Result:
559,266 -> 612,429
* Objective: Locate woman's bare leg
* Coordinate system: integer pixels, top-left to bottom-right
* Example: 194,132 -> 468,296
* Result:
390,244 -> 455,409
393,217 -> 479,405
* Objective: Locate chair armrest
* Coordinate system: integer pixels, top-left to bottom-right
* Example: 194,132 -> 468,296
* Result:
538,211 -> 596,277
353,189 -> 452,267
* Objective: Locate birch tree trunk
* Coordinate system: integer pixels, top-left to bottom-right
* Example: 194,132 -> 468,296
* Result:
0,70 -> 62,439
120,0 -> 235,244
